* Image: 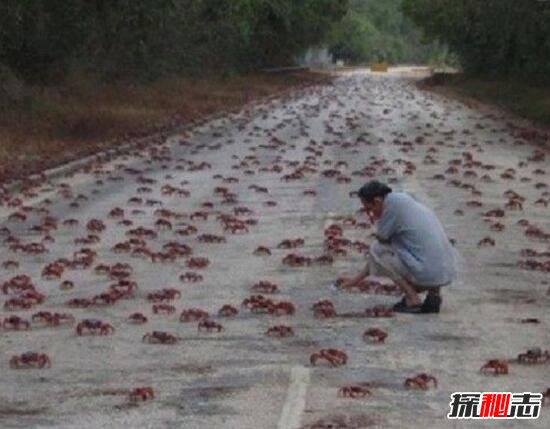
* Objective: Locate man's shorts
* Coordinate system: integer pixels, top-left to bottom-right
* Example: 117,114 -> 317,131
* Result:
367,241 -> 409,284
367,242 -> 449,289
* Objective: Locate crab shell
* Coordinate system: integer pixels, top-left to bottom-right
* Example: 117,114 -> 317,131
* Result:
338,386 -> 371,398
10,353 -> 51,369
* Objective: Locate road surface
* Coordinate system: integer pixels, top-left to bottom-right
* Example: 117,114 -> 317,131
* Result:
0,68 -> 548,429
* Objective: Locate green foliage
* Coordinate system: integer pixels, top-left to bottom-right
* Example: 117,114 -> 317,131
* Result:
0,0 -> 349,83
402,0 -> 550,81
329,0 -> 444,64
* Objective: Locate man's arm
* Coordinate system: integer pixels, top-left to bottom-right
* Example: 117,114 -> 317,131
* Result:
340,263 -> 370,289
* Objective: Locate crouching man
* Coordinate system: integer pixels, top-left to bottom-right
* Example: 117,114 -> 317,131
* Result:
340,180 -> 457,314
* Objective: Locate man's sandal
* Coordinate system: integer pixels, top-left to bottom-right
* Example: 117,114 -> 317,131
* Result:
392,297 -> 407,311
420,295 -> 441,314
394,303 -> 424,314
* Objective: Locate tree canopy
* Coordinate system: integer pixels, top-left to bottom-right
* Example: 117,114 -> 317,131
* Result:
402,0 -> 550,81
329,0 -> 447,65
0,0 -> 349,82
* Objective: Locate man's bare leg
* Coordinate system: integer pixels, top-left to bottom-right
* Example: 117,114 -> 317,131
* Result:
394,277 -> 422,307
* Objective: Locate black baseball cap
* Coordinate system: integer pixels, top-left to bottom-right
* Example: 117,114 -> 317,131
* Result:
357,180 -> 392,202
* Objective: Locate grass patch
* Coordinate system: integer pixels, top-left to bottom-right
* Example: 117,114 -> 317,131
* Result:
421,73 -> 550,126
0,71 -> 332,184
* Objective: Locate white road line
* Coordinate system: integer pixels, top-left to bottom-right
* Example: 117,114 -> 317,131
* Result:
277,366 -> 311,429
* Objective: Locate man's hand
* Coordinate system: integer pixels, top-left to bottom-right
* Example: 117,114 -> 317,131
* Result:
337,251 -> 370,290
366,210 -> 375,225
338,276 -> 356,290
338,266 -> 369,290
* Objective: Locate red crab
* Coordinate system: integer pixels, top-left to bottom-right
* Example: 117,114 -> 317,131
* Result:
76,319 -> 115,336
312,300 -> 337,319
2,260 -> 19,270
198,320 -> 224,333
480,359 -> 509,375
126,227 -> 157,239
405,373 -> 438,390
338,386 -> 371,399
218,304 -> 238,317
142,331 -> 178,344
179,272 -> 203,283
87,219 -> 106,233
517,348 -> 550,364
277,238 -> 304,249
66,298 -> 93,308
151,252 -> 176,263
478,237 -> 496,247
109,207 -> 125,218
224,222 -> 249,234
282,253 -> 312,267
312,255 -> 334,266
60,280 -> 75,290
32,311 -> 74,326
128,313 -> 148,324
147,288 -> 181,302
251,281 -> 279,294
190,211 -> 209,221
197,234 -> 226,244
129,387 -> 155,403
310,349 -> 348,367
363,328 -> 388,343
180,308 -> 210,322
175,224 -> 198,236
269,301 -> 296,316
163,242 -> 192,257
152,304 -> 176,315
42,262 -> 65,279
243,295 -> 274,313
3,315 -> 30,330
365,305 -> 394,318
253,246 -> 272,256
265,325 -> 294,337
10,352 -> 51,369
92,292 -> 120,306
4,297 -> 37,311
186,257 -> 210,269
2,274 -> 34,294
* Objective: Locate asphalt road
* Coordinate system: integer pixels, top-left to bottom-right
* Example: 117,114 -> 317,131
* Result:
0,68 -> 548,429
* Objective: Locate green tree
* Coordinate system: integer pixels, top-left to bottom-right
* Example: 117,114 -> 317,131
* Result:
402,0 -> 550,81
0,0 -> 349,83
329,0 -> 444,64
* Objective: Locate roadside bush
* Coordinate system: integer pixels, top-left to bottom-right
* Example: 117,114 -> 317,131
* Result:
403,0 -> 550,82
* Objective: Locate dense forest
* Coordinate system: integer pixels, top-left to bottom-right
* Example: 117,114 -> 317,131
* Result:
6,0 -> 549,85
1,0 -> 459,87
329,0 -> 448,65
0,0 -> 348,83
402,0 -> 550,82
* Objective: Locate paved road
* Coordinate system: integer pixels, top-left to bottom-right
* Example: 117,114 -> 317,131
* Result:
0,69 -> 548,429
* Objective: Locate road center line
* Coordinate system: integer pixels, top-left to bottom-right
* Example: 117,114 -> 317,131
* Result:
277,366 -> 311,429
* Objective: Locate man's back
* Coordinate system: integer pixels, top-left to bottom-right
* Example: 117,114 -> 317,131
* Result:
376,192 -> 456,286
